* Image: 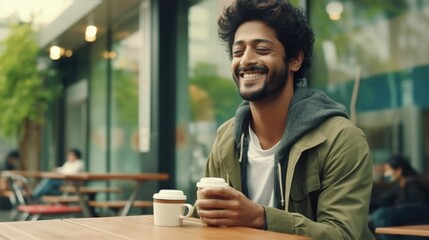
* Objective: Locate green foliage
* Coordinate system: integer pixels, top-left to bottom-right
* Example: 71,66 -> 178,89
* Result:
112,68 -> 138,127
189,62 -> 241,124
0,23 -> 61,137
309,0 -> 409,90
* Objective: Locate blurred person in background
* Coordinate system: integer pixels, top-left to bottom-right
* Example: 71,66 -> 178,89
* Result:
1,150 -> 20,171
0,150 -> 20,199
32,148 -> 84,199
370,154 -> 429,240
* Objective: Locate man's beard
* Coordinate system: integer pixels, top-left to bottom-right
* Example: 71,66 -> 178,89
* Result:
233,64 -> 288,102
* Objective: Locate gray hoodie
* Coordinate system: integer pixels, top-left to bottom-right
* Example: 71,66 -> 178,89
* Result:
233,86 -> 348,209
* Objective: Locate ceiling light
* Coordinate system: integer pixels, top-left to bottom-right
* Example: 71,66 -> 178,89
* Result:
326,1 -> 344,21
65,50 -> 73,57
85,25 -> 97,42
50,46 -> 62,60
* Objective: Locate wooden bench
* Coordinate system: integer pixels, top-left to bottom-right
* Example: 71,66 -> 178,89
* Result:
42,186 -> 122,207
40,186 -> 121,204
41,195 -> 80,204
88,200 -> 153,209
88,200 -> 152,216
60,186 -> 121,194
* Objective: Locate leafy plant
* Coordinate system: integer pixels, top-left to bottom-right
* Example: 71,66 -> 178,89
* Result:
189,62 -> 241,125
0,23 -> 61,169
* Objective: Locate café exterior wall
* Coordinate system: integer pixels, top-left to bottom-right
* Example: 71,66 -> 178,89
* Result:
309,0 -> 429,175
38,0 -> 429,206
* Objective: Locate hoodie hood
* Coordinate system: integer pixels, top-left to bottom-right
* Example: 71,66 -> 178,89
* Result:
234,86 -> 348,156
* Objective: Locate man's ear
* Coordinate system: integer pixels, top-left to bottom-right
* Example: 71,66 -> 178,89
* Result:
289,51 -> 304,72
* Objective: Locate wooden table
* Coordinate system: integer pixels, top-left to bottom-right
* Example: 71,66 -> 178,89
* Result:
0,215 -> 310,240
2,171 -> 169,218
376,225 -> 429,237
39,172 -> 169,217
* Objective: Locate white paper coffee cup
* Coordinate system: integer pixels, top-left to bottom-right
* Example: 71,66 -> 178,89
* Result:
153,189 -> 194,227
196,177 -> 228,189
195,178 -> 228,224
196,178 -> 229,199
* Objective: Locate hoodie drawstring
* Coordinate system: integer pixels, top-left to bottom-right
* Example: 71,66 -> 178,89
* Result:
277,162 -> 285,208
238,133 -> 244,163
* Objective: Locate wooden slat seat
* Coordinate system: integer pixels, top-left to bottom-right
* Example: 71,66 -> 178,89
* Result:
41,196 -> 79,204
60,186 -> 121,194
88,200 -> 152,209
7,174 -> 83,220
18,205 -> 82,215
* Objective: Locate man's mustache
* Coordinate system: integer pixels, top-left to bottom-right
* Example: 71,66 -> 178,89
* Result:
236,65 -> 268,76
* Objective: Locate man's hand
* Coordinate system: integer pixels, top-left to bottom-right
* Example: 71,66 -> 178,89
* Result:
196,187 -> 265,229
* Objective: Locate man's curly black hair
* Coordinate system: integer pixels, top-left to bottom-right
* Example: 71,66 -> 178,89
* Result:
218,0 -> 314,81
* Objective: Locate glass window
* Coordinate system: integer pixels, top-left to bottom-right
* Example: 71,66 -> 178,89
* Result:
176,0 -> 239,202
105,15 -> 142,209
309,0 -> 429,175
89,36 -> 108,174
87,12 -> 142,213
110,16 -> 140,174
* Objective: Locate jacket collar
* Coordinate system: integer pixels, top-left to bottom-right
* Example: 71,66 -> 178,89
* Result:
233,86 -> 348,162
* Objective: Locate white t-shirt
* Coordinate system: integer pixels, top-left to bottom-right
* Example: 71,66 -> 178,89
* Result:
58,160 -> 85,174
247,126 -> 280,207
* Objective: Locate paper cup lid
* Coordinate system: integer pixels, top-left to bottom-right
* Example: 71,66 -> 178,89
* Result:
196,177 -> 228,188
153,189 -> 187,200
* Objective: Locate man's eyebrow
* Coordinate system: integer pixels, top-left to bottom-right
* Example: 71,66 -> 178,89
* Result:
232,39 -> 274,47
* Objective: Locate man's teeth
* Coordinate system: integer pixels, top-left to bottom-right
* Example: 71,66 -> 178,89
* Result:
242,73 -> 263,79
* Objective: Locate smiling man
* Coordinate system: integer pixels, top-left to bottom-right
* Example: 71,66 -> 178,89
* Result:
195,1 -> 375,239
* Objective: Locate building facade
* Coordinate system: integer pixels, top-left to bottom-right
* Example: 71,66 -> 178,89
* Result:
38,0 -> 429,205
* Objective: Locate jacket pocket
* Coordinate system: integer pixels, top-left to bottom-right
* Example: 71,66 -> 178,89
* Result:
289,172 -> 321,220
290,172 -> 321,201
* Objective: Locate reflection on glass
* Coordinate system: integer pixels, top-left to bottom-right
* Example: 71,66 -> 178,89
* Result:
89,37 -> 108,174
110,26 -> 140,173
181,0 -> 238,202
309,0 -> 429,172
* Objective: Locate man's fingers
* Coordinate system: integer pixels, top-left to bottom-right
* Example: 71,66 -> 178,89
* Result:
196,189 -> 242,212
200,186 -> 239,199
198,209 -> 239,227
197,198 -> 228,210
198,209 -> 236,219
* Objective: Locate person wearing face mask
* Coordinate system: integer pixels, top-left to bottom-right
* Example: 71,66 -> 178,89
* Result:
369,155 -> 429,240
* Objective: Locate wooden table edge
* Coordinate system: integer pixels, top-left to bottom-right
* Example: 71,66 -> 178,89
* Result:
376,225 -> 429,237
35,172 -> 170,181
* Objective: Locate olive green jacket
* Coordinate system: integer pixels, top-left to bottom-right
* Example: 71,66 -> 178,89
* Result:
205,116 -> 375,240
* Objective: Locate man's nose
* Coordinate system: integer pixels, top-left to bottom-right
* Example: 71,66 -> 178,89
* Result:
240,49 -> 257,66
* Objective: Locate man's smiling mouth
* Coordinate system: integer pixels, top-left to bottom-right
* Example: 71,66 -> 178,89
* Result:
240,72 -> 265,79
237,65 -> 268,80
